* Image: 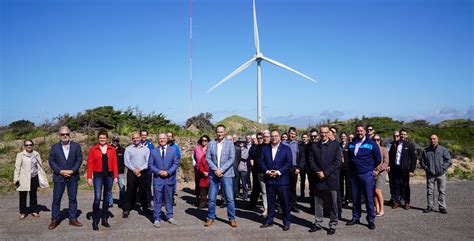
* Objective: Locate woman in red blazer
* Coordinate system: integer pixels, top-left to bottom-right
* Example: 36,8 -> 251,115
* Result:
195,135 -> 210,208
87,130 -> 118,230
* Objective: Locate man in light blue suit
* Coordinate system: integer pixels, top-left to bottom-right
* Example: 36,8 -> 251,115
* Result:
148,133 -> 179,228
204,125 -> 238,228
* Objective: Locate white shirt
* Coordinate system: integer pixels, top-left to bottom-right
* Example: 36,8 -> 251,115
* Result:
354,136 -> 366,156
271,143 -> 280,161
62,143 -> 70,159
217,140 -> 224,168
159,145 -> 167,157
99,145 -> 107,154
396,142 -> 403,165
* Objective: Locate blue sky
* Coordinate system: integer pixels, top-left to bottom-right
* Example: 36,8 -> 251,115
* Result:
1,0 -> 472,127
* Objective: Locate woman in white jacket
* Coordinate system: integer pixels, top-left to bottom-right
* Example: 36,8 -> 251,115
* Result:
13,140 -> 49,219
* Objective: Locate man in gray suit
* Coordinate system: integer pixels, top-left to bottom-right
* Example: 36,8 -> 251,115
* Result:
204,125 -> 238,228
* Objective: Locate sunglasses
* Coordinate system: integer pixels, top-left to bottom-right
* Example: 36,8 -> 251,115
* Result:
257,137 -> 263,140
374,139 -> 381,141
60,133 -> 70,136
202,140 -> 208,142
367,129 -> 374,131
24,144 -> 33,147
311,135 -> 318,138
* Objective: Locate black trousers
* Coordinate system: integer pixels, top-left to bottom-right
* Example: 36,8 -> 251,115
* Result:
307,170 -> 316,211
123,170 -> 148,212
289,167 -> 298,209
339,169 -> 352,202
248,168 -> 261,207
198,187 -> 208,208
393,169 -> 411,204
299,169 -> 307,197
19,176 -> 39,214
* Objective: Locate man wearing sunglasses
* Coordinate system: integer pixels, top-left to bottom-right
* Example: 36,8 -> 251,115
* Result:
48,126 -> 83,230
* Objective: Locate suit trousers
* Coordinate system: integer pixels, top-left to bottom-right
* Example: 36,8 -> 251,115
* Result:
266,184 -> 291,226
153,182 -> 175,222
51,179 -> 78,221
350,171 -> 375,223
314,189 -> 338,229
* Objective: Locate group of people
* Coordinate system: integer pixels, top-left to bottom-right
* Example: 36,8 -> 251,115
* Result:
12,123 -> 452,235
13,126 -> 182,230
192,124 -> 452,235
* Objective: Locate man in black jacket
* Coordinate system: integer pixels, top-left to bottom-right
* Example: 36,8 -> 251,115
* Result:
110,136 -> 126,208
306,126 -> 341,235
388,129 -> 417,210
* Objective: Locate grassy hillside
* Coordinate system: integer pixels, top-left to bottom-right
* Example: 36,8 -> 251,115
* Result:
215,115 -> 293,135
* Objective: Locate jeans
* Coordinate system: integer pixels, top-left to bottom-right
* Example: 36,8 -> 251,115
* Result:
93,175 -> 113,222
208,176 -> 235,221
108,173 -> 125,206
51,180 -> 78,221
426,173 -> 447,209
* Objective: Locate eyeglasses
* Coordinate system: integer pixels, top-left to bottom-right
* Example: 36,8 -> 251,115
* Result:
311,135 -> 318,138
24,144 -> 33,147
257,137 -> 263,140
202,140 -> 208,142
367,128 -> 374,131
60,133 -> 70,136
374,139 -> 380,141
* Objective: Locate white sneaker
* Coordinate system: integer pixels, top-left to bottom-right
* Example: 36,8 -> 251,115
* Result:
167,218 -> 178,225
153,221 -> 160,228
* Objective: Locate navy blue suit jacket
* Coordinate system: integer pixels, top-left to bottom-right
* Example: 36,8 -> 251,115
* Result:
258,143 -> 292,186
148,146 -> 179,186
48,141 -> 83,183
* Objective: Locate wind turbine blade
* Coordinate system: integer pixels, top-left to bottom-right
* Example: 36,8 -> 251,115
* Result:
262,56 -> 318,83
207,57 -> 256,93
253,0 -> 260,54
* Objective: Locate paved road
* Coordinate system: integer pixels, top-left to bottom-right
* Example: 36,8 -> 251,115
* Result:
0,181 -> 473,240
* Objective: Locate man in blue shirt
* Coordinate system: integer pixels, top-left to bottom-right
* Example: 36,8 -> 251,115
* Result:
346,125 -> 381,230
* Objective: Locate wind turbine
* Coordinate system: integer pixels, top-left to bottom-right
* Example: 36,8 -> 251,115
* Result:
207,0 -> 317,124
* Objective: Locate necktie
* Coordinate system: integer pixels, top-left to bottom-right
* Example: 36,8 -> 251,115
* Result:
161,147 -> 165,159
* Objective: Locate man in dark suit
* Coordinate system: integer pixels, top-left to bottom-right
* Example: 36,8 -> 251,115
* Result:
148,133 -> 179,228
258,130 -> 292,231
306,126 -> 341,235
48,126 -> 83,230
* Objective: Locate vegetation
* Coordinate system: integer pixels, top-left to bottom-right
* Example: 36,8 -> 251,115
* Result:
185,112 -> 214,132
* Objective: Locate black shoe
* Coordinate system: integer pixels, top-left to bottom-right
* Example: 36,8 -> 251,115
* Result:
122,211 -> 129,218
260,223 -> 273,228
283,224 -> 290,231
101,220 -> 110,228
291,207 -> 300,213
327,228 -> 336,235
308,225 -> 321,233
368,222 -> 376,230
346,219 -> 360,225
440,208 -> 447,214
423,207 -> 433,213
92,221 -> 99,231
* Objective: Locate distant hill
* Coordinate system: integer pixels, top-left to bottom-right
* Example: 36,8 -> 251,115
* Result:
215,115 -> 292,134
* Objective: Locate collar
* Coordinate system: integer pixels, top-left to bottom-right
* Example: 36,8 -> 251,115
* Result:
271,143 -> 280,149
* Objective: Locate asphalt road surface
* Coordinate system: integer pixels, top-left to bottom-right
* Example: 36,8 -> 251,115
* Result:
1,180 -> 473,240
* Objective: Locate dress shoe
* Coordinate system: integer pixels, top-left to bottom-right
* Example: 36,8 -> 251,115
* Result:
260,223 -> 273,228
204,219 -> 214,227
308,225 -> 321,233
291,207 -> 300,213
346,219 -> 360,226
423,207 -> 433,213
327,228 -> 336,235
92,221 -> 99,231
69,220 -> 83,227
368,222 -> 376,230
101,220 -> 110,227
48,220 -> 59,230
282,224 -> 290,231
122,211 -> 129,218
439,208 -> 447,214
404,204 -> 410,210
391,202 -> 400,209
230,220 -> 238,228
